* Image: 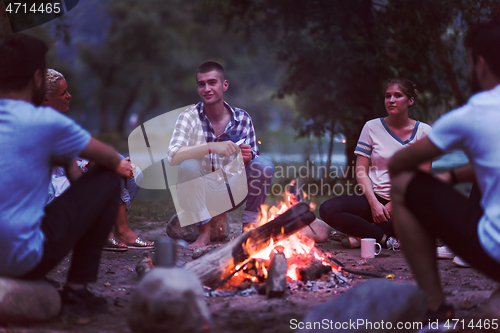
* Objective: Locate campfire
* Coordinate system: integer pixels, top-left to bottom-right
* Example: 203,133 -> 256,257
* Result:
185,185 -> 351,297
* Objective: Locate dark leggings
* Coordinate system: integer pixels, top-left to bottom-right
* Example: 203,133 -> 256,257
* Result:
319,192 -> 394,243
21,166 -> 120,284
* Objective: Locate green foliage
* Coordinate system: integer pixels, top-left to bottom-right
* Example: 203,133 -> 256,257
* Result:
78,0 -> 288,138
214,0 -> 500,177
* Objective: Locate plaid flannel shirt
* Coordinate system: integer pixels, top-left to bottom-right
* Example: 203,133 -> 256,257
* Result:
167,102 -> 259,172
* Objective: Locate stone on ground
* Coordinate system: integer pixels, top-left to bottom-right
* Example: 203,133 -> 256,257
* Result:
301,218 -> 332,243
0,277 -> 61,324
299,279 -> 427,333
485,287 -> 500,332
166,213 -> 229,243
129,267 -> 212,333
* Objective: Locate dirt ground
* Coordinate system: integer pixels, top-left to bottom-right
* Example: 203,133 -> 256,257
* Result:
2,206 -> 498,333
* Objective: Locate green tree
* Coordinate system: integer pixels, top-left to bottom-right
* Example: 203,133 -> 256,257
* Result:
215,0 -> 500,178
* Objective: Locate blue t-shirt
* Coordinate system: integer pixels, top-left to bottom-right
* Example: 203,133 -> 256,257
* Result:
0,99 -> 91,276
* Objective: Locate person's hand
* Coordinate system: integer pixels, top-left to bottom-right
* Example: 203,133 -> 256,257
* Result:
384,201 -> 392,218
116,157 -> 134,179
370,200 -> 391,223
210,141 -> 239,156
239,143 -> 253,164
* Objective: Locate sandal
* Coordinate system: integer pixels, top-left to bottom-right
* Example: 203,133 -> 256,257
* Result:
126,236 -> 154,250
103,236 -> 128,251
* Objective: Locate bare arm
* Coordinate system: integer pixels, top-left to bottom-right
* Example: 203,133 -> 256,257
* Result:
170,141 -> 239,166
78,137 -> 121,171
388,136 -> 443,177
356,155 -> 390,223
52,158 -> 83,183
435,162 -> 476,185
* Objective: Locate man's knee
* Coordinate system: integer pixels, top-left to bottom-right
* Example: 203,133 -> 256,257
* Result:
247,157 -> 274,180
178,159 -> 203,182
391,171 -> 416,204
86,166 -> 121,195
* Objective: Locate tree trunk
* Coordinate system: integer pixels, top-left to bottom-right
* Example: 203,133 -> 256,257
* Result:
116,85 -> 140,138
434,33 -> 465,106
137,92 -> 160,126
99,90 -> 110,134
325,129 -> 335,179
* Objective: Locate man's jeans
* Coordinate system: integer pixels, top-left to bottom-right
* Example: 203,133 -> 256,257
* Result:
176,156 -> 274,226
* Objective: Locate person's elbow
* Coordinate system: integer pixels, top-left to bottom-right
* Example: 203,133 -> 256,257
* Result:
168,151 -> 181,166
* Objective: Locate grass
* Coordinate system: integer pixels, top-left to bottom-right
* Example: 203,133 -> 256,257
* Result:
127,199 -> 176,226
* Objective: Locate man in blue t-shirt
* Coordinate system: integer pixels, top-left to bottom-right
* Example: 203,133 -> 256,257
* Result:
0,34 -> 131,317
389,21 -> 500,323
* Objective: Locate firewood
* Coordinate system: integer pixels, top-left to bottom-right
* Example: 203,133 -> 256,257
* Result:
185,203 -> 315,287
266,252 -> 288,298
299,259 -> 332,282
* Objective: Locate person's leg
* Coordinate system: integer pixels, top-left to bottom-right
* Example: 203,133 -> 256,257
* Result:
177,159 -> 213,249
22,166 -> 120,284
187,220 -> 211,250
319,193 -> 388,243
401,171 -> 500,280
392,170 -> 500,313
391,171 -> 444,311
241,157 -> 274,230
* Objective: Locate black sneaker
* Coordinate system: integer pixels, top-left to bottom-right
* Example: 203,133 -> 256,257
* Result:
60,286 -> 108,317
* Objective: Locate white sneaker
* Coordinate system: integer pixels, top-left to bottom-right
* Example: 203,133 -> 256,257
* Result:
453,256 -> 471,267
386,237 -> 400,251
436,245 -> 455,259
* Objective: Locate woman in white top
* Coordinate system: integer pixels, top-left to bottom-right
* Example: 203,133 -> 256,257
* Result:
319,78 -> 431,249
44,69 -> 153,251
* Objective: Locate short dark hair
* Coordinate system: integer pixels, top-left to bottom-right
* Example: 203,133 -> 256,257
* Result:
196,61 -> 225,81
383,77 -> 418,105
464,20 -> 500,78
0,34 -> 48,91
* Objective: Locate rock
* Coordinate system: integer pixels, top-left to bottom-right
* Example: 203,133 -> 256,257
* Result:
135,251 -> 155,278
0,277 -> 61,324
129,267 -> 212,333
166,213 -> 229,243
298,279 -> 427,333
301,218 -> 332,243
485,287 -> 500,332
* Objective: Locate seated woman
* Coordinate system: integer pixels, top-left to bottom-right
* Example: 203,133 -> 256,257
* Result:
44,69 -> 153,251
320,77 -> 431,250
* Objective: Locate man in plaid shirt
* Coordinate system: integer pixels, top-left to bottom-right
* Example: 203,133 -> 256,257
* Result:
167,62 -> 274,250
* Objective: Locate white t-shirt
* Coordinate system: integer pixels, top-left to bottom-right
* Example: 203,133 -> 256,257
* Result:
355,118 -> 432,200
428,84 -> 500,263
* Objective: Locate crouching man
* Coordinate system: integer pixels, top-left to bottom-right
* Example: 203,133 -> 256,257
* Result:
0,34 -> 130,317
389,20 -> 500,324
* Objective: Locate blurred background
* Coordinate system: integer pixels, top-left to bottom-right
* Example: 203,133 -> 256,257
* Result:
1,0 -> 498,201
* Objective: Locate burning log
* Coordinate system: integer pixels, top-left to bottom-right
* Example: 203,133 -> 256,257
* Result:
299,259 -> 332,282
265,251 -> 288,298
185,203 -> 315,288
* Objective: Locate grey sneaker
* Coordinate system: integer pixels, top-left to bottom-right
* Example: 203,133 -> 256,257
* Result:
386,237 -> 400,251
